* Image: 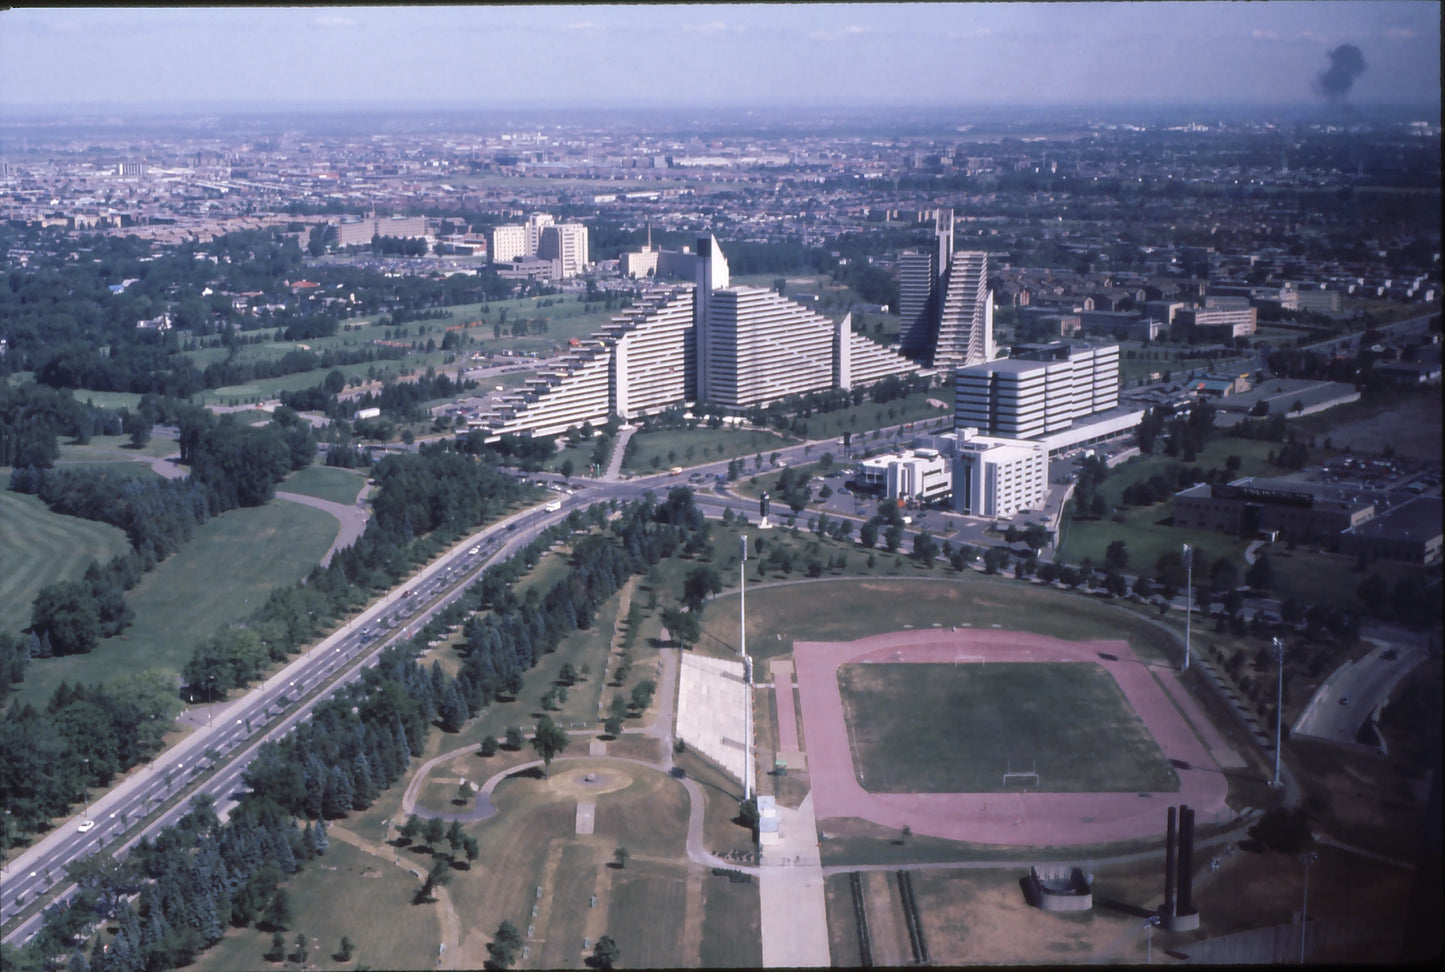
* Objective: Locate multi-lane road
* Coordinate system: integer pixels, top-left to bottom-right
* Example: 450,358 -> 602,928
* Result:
0,460 -> 805,946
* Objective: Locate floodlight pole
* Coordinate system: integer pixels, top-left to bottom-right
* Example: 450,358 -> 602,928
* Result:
1299,850 -> 1317,963
1272,637 -> 1286,788
1182,543 -> 1192,672
741,535 -> 752,802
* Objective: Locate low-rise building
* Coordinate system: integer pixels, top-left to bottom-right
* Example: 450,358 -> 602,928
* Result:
1338,496 -> 1442,565
1173,477 -> 1375,541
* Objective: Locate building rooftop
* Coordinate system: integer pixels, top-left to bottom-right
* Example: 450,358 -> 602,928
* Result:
1344,496 -> 1442,541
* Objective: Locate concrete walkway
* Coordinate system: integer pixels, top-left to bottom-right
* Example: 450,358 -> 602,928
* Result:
758,792 -> 831,968
771,661 -> 800,752
602,425 -> 636,482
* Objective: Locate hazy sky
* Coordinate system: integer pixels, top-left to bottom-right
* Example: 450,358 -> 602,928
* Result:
1,3 -> 1439,111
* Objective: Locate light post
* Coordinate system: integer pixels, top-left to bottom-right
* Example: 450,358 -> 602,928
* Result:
1181,543 -> 1192,672
740,534 -> 752,802
1272,637 -> 1286,788
1299,850 -> 1318,963
81,757 -> 91,815
206,675 -> 216,726
1145,914 -> 1160,964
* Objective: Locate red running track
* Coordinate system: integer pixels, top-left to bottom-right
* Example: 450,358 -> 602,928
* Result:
793,629 -> 1232,847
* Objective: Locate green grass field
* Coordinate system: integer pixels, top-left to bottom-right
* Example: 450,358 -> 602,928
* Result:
56,434 -> 179,462
187,837 -> 440,972
67,389 -> 147,411
698,575 -> 1184,669
623,426 -> 799,473
279,465 -> 367,505
1055,437 -> 1303,570
838,662 -> 1179,793
0,490 -> 133,636
12,499 -> 337,706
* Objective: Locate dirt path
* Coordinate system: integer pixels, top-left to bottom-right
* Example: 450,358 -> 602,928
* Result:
327,822 -> 462,964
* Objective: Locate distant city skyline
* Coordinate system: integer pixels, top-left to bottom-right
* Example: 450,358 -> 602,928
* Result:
0,2 -> 1439,114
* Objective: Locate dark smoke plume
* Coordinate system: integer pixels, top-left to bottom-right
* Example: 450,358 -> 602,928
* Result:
1315,44 -> 1367,101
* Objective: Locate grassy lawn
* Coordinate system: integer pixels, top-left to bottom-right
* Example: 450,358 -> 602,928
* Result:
68,388 -> 146,411
699,871 -> 763,967
12,499 -> 337,706
606,864 -> 691,968
698,575 -> 1184,668
802,389 -> 954,442
1057,436 -> 1345,570
279,464 -> 367,505
188,838 -> 440,972
623,426 -> 798,473
673,748 -> 755,861
433,759 -> 697,970
57,433 -> 179,461
838,662 -> 1179,793
1057,508 -> 1250,576
1288,388 -> 1442,462
0,489 -> 132,636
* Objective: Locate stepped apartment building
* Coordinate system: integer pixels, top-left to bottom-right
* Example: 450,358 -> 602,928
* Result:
898,209 -> 994,370
475,236 -> 920,439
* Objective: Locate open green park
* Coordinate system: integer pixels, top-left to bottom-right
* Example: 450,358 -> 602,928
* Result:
697,572 -> 1184,670
0,489 -> 132,637
838,661 -> 1179,793
623,426 -> 798,474
279,464 -> 367,505
10,498 -> 338,707
1056,436 -> 1324,571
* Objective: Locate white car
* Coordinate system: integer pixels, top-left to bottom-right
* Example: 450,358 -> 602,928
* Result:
77,820 -> 96,833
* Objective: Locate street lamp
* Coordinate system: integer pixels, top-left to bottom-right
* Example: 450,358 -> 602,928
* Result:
1145,914 -> 1160,964
1272,637 -> 1286,788
1299,850 -> 1318,963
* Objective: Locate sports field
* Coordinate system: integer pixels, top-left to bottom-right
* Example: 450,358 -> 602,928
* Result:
837,662 -> 1178,793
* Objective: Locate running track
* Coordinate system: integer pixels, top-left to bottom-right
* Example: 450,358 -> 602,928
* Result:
793,629 -> 1232,846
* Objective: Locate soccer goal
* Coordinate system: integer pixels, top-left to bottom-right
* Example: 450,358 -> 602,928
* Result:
1002,759 -> 1040,788
954,654 -> 986,667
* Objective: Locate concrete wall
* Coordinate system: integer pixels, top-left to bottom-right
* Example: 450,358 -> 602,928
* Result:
675,654 -> 749,784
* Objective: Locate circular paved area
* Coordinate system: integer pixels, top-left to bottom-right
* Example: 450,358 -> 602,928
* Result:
794,628 -> 1233,847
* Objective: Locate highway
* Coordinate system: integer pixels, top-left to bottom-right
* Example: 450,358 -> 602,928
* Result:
0,464 -> 784,947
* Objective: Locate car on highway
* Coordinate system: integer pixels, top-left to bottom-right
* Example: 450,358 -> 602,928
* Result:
77,820 -> 96,833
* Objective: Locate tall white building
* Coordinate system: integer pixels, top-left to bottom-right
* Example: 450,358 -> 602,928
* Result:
950,429 -> 1049,518
538,223 -> 589,278
489,213 -> 587,277
954,344 -> 1120,440
490,224 -> 528,263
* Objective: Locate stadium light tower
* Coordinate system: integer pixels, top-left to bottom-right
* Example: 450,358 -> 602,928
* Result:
740,535 -> 753,801
1272,636 -> 1286,788
1182,543 -> 1193,672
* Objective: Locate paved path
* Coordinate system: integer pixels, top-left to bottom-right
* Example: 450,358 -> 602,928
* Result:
771,661 -> 800,752
602,425 -> 636,482
794,629 -> 1233,846
274,488 -> 370,567
144,451 -> 371,567
758,792 -> 831,967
